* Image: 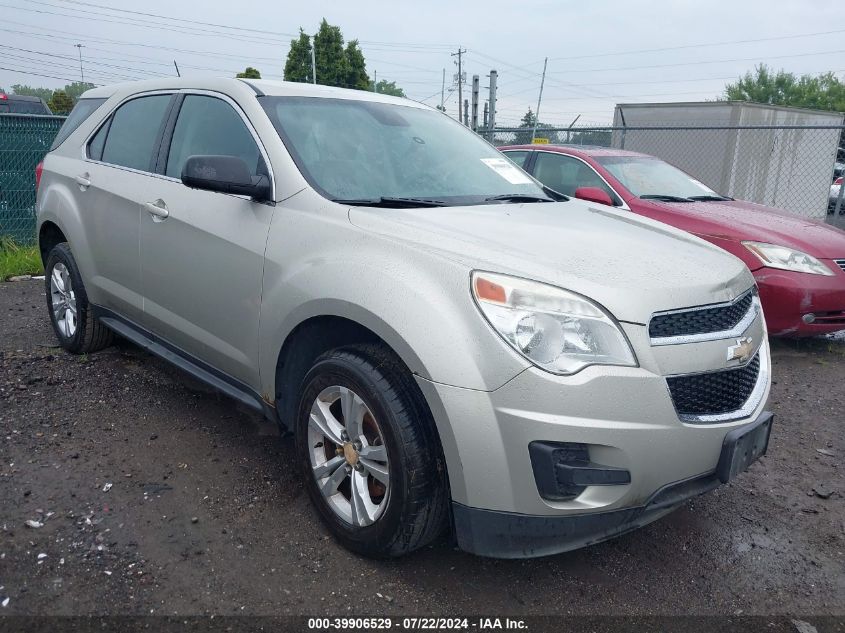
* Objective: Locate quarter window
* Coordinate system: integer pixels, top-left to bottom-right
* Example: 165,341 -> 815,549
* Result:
87,120 -> 109,161
165,95 -> 261,180
100,95 -> 171,172
533,152 -> 618,203
51,97 -> 107,150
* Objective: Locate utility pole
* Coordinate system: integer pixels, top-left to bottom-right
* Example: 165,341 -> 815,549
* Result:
471,74 -> 479,131
488,69 -> 498,134
451,47 -> 466,123
440,68 -> 445,111
311,43 -> 317,84
373,70 -> 377,92
531,57 -> 548,143
463,99 -> 469,127
483,101 -> 489,129
74,44 -> 84,83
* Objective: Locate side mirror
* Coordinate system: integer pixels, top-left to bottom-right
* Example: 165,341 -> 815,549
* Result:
181,155 -> 271,202
574,186 -> 614,207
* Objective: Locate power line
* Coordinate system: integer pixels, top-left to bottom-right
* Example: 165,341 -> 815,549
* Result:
0,43 -> 159,77
543,27 -> 845,63
0,20 -> 287,62
547,48 -> 845,74
50,0 -> 456,50
0,64 -> 96,84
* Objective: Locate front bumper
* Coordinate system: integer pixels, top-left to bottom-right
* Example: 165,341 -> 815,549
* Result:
415,313 -> 772,558
753,266 -> 845,336
452,412 -> 772,558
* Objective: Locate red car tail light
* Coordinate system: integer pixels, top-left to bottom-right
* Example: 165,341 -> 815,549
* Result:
35,161 -> 44,192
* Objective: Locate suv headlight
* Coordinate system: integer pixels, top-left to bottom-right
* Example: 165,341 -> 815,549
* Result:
471,271 -> 637,375
743,241 -> 834,276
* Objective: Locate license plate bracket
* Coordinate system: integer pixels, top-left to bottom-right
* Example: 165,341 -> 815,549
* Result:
716,412 -> 773,483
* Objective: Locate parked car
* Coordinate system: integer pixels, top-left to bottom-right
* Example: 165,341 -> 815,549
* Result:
501,145 -> 845,337
36,79 -> 772,559
831,177 -> 843,213
0,93 -> 52,114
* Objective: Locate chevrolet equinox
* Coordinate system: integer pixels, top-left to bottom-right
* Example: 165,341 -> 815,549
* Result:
35,79 -> 774,558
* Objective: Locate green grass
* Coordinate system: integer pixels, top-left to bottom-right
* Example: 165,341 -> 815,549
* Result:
0,237 -> 43,281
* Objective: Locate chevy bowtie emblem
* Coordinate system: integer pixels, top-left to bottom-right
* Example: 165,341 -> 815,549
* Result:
727,337 -> 755,363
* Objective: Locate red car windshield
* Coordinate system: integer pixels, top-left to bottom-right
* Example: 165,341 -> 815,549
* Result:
596,156 -> 725,201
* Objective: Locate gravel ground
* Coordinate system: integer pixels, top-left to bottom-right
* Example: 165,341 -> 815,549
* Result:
1,277 -> 843,617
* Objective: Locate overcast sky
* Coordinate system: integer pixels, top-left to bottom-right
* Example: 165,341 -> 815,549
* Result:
1,0 -> 842,124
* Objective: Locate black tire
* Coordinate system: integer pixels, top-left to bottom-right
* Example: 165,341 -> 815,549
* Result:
44,242 -> 113,354
295,343 -> 449,558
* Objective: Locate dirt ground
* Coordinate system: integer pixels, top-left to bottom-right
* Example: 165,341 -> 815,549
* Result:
1,277 -> 843,618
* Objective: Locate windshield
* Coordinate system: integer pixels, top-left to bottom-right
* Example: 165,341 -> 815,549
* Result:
596,155 -> 721,200
260,96 -> 549,206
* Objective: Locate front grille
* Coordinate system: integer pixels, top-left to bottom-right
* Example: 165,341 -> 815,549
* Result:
834,259 -> 845,272
650,291 -> 754,340
667,353 -> 760,418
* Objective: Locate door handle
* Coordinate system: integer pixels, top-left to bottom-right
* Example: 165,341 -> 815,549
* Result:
144,201 -> 170,220
75,174 -> 91,188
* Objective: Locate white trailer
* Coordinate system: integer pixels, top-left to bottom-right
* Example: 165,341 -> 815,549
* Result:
611,101 -> 843,219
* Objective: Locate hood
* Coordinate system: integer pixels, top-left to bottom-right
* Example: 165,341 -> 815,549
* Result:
647,199 -> 845,259
349,200 -> 752,325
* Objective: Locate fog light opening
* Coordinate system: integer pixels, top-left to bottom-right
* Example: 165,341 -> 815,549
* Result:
802,313 -> 816,324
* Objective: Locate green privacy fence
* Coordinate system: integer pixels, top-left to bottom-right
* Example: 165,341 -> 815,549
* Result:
0,114 -> 66,245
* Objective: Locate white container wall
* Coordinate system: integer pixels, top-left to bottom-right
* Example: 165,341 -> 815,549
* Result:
611,102 -> 843,219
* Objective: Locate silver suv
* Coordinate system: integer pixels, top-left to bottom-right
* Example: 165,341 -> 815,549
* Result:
36,79 -> 773,558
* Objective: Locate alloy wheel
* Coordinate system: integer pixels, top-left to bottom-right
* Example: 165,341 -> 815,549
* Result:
50,262 -> 77,338
307,385 -> 390,527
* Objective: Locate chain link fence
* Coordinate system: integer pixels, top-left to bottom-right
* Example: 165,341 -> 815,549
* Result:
0,113 -> 66,245
478,124 -> 845,225
2,115 -> 845,242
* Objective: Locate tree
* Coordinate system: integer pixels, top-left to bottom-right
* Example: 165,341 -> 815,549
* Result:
10,84 -> 53,102
513,108 -> 554,144
236,67 -> 261,79
370,79 -> 405,97
62,82 -> 96,102
284,28 -> 313,83
283,20 -> 411,95
313,19 -> 347,87
10,82 -> 94,107
48,90 -> 74,114
344,40 -> 368,91
520,108 -> 537,128
724,64 -> 845,112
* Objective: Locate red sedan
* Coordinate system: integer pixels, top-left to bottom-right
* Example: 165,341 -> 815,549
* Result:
500,144 -> 845,336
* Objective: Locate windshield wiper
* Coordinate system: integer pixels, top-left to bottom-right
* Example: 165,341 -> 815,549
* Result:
334,196 -> 448,208
640,194 -> 694,203
686,195 -> 733,202
484,193 -> 554,203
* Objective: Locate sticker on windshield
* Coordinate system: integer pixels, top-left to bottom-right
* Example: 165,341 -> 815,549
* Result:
481,157 -> 533,185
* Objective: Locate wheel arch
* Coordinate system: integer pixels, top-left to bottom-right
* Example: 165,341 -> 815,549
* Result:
271,311 -> 461,505
38,220 -> 67,265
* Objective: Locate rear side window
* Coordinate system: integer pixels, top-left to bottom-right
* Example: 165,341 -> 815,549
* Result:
503,150 -> 529,168
165,95 -> 260,179
0,103 -> 8,113
533,152 -> 619,204
50,98 -> 107,150
9,99 -> 50,115
101,95 -> 171,172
